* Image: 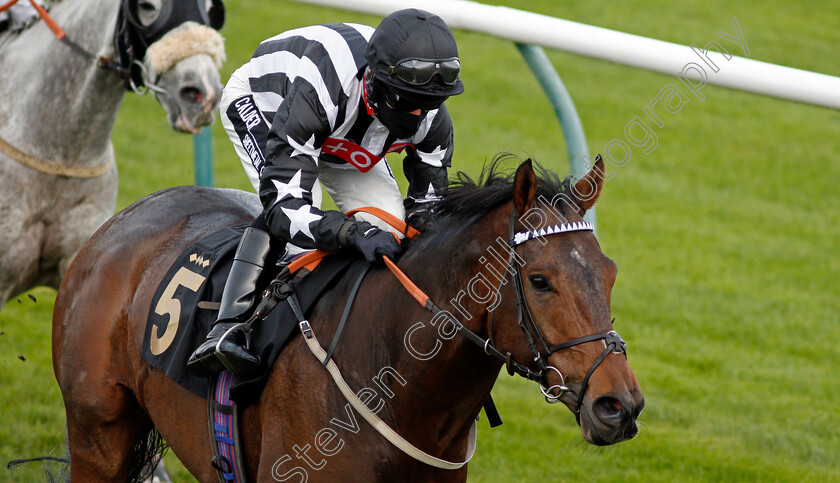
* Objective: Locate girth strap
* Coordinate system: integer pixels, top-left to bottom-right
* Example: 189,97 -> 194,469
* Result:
207,371 -> 248,483
482,395 -> 503,428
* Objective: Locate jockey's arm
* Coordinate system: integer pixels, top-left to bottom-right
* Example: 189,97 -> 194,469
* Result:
403,103 -> 455,217
260,79 -> 349,251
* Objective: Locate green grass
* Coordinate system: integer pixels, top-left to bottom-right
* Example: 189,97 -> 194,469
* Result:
3,0 -> 840,481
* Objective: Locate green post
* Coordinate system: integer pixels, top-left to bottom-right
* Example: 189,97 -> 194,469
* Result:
193,127 -> 214,187
515,43 -> 597,234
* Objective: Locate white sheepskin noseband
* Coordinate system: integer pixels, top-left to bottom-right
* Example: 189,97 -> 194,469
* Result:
145,21 -> 226,74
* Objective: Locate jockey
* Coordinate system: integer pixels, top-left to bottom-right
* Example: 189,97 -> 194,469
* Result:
187,9 -> 464,376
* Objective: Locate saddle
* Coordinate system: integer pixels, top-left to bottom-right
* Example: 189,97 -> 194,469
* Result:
140,223 -> 360,401
141,207 -> 419,401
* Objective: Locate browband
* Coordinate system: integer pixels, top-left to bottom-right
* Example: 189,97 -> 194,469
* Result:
510,221 -> 594,246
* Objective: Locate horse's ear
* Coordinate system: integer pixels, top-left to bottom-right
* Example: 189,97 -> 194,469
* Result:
573,155 -> 606,214
513,159 -> 538,215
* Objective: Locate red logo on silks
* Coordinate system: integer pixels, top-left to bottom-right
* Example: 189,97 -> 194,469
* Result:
321,137 -> 411,172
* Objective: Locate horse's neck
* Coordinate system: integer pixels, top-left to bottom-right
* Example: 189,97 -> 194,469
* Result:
0,0 -> 124,164
354,210 -> 510,457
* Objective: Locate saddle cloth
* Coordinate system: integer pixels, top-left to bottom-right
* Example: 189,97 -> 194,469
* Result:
141,224 -> 358,403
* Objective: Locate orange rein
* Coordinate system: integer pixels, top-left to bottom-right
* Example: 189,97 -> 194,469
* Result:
382,257 -> 429,307
0,0 -> 19,13
1,0 -> 66,39
283,207 -> 423,284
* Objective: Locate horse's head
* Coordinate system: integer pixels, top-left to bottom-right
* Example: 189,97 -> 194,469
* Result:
134,0 -> 226,133
486,157 -> 644,445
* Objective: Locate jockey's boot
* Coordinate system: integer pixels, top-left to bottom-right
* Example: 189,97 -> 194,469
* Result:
187,227 -> 274,377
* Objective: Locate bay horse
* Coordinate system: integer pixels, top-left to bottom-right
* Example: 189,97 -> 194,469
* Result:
52,157 -> 644,481
0,0 -> 226,309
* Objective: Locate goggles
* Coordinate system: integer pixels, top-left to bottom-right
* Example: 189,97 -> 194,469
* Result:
384,57 -> 461,86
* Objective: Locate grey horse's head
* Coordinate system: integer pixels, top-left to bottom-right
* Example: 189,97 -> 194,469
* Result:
137,0 -> 226,133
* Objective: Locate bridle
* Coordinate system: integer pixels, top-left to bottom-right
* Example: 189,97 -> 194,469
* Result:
1,0 -> 224,92
281,205 -> 630,469
385,206 -> 628,414
116,0 -> 225,91
496,208 -> 627,412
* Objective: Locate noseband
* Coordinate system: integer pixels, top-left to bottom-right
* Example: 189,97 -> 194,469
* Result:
7,0 -> 224,92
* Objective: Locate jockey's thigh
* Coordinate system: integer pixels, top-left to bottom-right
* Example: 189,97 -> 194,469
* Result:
318,161 -> 405,237
220,80 -> 322,256
220,76 -> 265,191
220,80 -> 324,210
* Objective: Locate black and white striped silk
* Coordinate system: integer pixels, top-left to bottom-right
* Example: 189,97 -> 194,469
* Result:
227,23 -> 455,249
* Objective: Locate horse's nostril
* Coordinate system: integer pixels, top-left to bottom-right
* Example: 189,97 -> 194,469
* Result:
180,86 -> 204,104
593,396 -> 624,420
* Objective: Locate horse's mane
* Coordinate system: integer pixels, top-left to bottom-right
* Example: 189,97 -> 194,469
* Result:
402,155 -> 577,251
432,154 -> 577,220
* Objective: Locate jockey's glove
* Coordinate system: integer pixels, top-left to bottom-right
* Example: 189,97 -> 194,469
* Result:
339,221 -> 402,263
406,208 -> 437,234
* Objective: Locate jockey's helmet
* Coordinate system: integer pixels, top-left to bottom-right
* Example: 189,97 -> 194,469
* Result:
365,8 -> 464,111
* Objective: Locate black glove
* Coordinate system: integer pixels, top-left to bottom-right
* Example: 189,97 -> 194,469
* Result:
341,221 -> 402,263
406,208 -> 437,234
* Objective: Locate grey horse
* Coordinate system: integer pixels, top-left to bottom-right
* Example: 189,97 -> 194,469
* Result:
0,0 -> 225,310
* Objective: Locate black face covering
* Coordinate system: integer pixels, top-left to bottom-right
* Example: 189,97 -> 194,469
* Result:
368,75 -> 427,139
376,102 -> 424,139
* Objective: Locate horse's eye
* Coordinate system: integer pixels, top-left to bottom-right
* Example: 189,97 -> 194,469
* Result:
529,275 -> 552,293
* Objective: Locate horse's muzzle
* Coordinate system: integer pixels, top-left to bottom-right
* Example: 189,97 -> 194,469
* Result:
580,392 -> 645,445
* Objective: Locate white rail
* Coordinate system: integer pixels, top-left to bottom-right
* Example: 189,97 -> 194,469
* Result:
289,0 -> 840,110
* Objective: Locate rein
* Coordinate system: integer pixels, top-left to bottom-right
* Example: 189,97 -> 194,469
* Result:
1,0 -> 130,78
0,0 -> 124,178
0,0 -> 226,178
277,208 -> 474,470
2,0 -> 224,93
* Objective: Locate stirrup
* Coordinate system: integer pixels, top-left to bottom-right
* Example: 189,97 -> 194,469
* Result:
214,323 -> 261,375
187,321 -> 259,377
215,322 -> 246,366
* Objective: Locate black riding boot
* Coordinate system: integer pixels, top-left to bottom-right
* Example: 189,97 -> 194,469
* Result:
187,227 -> 275,377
